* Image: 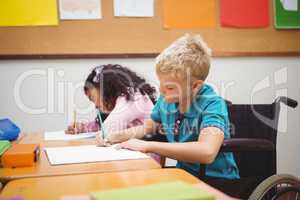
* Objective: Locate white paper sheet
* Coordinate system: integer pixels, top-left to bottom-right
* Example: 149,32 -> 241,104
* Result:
44,131 -> 97,141
59,0 -> 102,20
44,145 -> 149,165
280,0 -> 298,11
114,0 -> 154,17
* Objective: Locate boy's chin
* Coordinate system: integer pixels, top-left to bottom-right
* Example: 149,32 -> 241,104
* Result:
164,97 -> 178,103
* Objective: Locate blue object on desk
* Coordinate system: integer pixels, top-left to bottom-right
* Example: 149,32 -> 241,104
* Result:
0,118 -> 20,141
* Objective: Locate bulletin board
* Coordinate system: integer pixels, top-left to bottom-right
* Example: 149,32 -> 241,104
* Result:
0,0 -> 300,59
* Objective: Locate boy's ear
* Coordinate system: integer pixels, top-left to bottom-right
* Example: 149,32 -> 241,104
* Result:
192,79 -> 203,91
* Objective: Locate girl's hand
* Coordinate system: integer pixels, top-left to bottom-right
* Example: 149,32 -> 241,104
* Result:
96,133 -> 111,147
119,139 -> 150,153
65,123 -> 84,134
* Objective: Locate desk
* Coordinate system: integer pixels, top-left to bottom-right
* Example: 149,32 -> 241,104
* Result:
0,133 -> 161,184
1,168 -> 237,200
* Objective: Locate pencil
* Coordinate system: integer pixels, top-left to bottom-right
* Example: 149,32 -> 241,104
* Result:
73,109 -> 77,132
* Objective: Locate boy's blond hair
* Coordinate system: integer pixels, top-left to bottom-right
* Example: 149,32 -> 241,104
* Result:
155,34 -> 211,81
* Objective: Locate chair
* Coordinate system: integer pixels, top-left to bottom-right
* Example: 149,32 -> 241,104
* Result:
248,174 -> 300,200
145,96 -> 299,199
199,96 -> 298,199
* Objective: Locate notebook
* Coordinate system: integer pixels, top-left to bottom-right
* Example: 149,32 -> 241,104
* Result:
44,131 -> 97,141
0,118 -> 20,141
44,145 -> 149,165
90,181 -> 215,200
0,140 -> 11,156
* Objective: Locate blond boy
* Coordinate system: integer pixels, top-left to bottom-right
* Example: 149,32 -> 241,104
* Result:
100,34 -> 239,179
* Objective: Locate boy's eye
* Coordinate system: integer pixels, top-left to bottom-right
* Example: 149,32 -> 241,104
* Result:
166,87 -> 174,90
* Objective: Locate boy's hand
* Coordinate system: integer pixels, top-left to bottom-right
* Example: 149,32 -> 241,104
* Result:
119,139 -> 150,153
96,133 -> 111,147
65,123 -> 84,134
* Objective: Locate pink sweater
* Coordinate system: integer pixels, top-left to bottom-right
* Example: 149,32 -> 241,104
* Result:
81,91 -> 154,134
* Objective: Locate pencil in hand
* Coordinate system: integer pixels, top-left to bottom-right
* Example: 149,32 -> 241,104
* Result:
73,110 -> 77,134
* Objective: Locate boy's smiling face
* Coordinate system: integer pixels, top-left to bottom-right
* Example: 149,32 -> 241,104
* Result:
158,74 -> 182,103
158,73 -> 203,104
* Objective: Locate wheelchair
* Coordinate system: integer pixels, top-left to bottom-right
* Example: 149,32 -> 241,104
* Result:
249,173 -> 300,200
144,96 -> 300,199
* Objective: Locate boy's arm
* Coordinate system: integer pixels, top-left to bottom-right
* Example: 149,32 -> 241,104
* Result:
106,119 -> 159,144
120,126 -> 224,164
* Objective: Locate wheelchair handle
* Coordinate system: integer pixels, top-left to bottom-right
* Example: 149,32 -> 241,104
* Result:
275,96 -> 298,108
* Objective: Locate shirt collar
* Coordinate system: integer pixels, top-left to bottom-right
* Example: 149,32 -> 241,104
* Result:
162,84 -> 212,118
181,84 -> 211,118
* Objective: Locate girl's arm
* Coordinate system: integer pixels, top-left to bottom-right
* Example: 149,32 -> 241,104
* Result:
82,121 -> 100,132
103,93 -> 154,140
120,127 -> 224,164
65,120 -> 99,134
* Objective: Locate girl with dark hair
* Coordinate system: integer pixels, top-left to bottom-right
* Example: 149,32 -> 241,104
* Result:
65,64 -> 156,145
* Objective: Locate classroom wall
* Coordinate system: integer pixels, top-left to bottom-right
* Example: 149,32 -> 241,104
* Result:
0,57 -> 299,177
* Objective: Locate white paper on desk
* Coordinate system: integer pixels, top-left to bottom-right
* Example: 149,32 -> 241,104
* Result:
44,145 -> 149,165
114,0 -> 154,17
44,131 -> 97,141
280,0 -> 298,11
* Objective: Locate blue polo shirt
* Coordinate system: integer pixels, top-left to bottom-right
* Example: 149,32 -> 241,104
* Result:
151,84 -> 240,179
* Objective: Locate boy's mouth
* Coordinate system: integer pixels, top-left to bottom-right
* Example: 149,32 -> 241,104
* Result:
164,96 -> 178,103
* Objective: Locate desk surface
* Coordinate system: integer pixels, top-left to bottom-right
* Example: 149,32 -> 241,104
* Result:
1,168 -> 236,200
0,133 -> 161,184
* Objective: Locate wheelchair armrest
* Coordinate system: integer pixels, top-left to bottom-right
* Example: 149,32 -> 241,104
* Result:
220,138 -> 275,152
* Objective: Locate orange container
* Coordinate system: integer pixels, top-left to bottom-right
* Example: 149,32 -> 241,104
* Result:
1,144 -> 39,168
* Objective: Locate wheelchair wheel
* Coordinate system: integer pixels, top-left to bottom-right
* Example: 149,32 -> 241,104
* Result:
249,174 -> 300,200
